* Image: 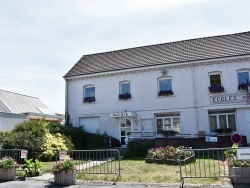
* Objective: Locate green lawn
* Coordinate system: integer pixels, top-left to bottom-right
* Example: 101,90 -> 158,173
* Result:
74,157 -> 230,184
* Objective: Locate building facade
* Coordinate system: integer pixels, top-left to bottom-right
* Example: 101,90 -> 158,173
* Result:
64,32 -> 250,145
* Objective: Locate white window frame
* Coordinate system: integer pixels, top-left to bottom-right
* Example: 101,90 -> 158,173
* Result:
155,114 -> 180,134
208,71 -> 223,87
158,77 -> 173,96
83,85 -> 95,103
237,69 -> 250,90
209,111 -> 236,132
119,81 -> 131,95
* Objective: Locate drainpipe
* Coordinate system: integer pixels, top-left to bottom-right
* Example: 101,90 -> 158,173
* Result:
65,79 -> 68,124
191,64 -> 199,136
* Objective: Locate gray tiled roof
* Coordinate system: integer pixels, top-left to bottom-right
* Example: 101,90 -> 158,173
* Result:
64,31 -> 250,78
0,89 -> 54,115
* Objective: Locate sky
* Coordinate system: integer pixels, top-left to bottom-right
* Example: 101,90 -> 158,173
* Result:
1,0 -> 250,114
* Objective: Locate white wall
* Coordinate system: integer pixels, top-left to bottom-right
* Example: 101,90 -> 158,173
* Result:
0,112 -> 28,131
66,58 -> 250,141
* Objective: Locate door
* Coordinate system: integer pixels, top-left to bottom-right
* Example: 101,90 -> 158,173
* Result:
120,118 -> 132,145
245,111 -> 250,143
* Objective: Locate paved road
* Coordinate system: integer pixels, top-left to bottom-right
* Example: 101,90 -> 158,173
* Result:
0,179 -> 236,188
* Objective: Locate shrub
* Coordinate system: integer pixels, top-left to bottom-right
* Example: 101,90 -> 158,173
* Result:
0,157 -> 19,169
146,146 -> 194,159
0,120 -> 74,161
21,158 -> 42,177
127,140 -> 152,157
40,133 -> 74,161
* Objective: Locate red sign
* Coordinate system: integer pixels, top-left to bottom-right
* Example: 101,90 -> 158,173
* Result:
21,150 -> 28,159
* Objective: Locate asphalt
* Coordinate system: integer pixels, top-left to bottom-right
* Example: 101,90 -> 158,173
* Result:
0,173 -> 240,188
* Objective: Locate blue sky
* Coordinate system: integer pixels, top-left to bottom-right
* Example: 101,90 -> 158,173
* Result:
1,0 -> 250,114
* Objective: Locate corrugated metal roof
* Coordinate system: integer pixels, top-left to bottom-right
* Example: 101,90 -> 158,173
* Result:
64,31 -> 250,78
0,89 -> 55,115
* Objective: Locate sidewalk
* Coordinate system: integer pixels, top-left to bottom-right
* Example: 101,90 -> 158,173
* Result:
0,173 -> 236,188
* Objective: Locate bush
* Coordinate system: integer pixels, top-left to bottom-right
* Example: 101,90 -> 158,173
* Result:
40,133 -> 74,161
127,140 -> 152,157
48,123 -> 87,150
22,158 -> 42,177
0,120 -> 74,160
48,123 -> 121,149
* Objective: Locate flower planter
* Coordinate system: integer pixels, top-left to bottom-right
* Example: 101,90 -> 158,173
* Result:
0,168 -> 16,182
145,154 -> 195,165
54,171 -> 76,186
228,167 -> 250,184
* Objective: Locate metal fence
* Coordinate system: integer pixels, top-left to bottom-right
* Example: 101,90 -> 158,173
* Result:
56,149 -> 121,179
179,147 -> 250,188
0,149 -> 28,171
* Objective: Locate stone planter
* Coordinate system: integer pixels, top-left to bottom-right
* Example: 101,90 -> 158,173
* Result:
54,171 -> 76,186
0,168 -> 16,182
145,154 -> 195,165
228,167 -> 250,184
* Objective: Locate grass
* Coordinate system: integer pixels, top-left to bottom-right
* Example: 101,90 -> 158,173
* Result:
74,157 -> 230,185
38,157 -> 230,185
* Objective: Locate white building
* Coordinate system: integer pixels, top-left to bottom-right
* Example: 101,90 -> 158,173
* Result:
64,31 -> 250,146
0,89 -> 63,130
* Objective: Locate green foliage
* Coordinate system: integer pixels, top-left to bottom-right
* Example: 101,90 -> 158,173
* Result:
51,159 -> 76,173
1,131 -> 44,159
0,157 -> 19,169
22,158 -> 42,177
48,123 -> 120,149
40,133 -> 74,161
48,123 -> 87,150
127,140 -> 152,157
146,146 -> 194,159
0,120 -> 74,161
224,144 -> 250,167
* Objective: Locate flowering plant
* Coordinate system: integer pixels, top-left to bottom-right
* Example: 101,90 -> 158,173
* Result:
119,93 -> 131,100
146,146 -> 194,160
238,83 -> 248,90
224,144 -> 250,167
158,90 -> 173,96
83,97 -> 95,103
0,157 -> 19,169
51,159 -> 77,174
208,85 -> 224,93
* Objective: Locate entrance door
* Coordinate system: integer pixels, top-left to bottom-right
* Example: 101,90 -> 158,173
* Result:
120,118 -> 132,146
245,111 -> 250,143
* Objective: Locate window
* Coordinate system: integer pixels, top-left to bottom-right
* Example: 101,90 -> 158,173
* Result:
83,85 -> 95,103
209,110 -> 236,133
155,113 -> 180,134
158,77 -> 173,96
119,81 -> 131,99
209,72 -> 224,93
237,71 -> 249,90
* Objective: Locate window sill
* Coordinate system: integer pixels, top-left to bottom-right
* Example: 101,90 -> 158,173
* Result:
157,95 -> 175,98
118,98 -> 132,101
83,101 -> 96,104
237,89 -> 247,92
209,92 -> 225,95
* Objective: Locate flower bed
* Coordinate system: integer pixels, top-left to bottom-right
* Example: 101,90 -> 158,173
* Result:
0,157 -> 19,182
51,159 -> 77,186
145,146 -> 195,165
